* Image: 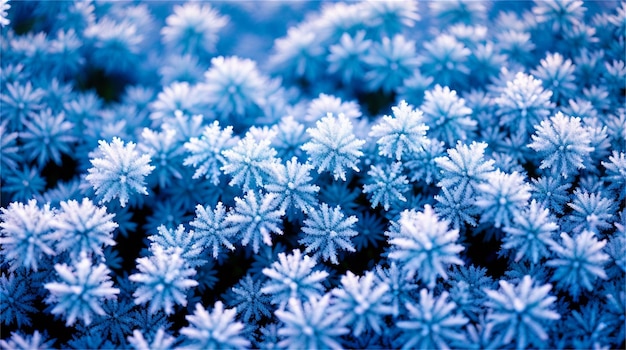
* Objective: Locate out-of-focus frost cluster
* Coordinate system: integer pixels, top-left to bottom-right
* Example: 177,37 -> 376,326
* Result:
1,0 -> 625,348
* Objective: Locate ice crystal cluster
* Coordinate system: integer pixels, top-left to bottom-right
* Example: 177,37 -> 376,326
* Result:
1,0 -> 625,348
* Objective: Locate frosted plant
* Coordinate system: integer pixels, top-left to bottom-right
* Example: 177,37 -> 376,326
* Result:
83,18 -> 144,76
315,1 -> 369,37
566,190 -> 616,234
0,120 -> 20,171
226,275 -> 272,323
467,42 -> 508,85
159,171 -> 224,212
475,170 -> 531,229
127,306 -> 172,341
225,190 -> 284,254
301,112 -> 365,181
129,245 -> 198,315
20,109 -> 76,167
602,151 -> 626,200
275,294 -> 349,350
65,331 -> 117,349
49,198 -> 118,259
0,81 -> 44,131
39,78 -> 73,114
531,52 -> 577,103
446,265 -> 496,323
319,181 -> 360,213
263,157 -> 320,215
420,85 -> 476,146
446,24 -> 489,49
418,34 -> 470,87
363,162 -> 410,211
189,202 -> 238,259
257,323 -> 281,350
484,275 -> 560,349
51,0 -> 94,41
363,34 -> 420,93
583,117 -> 611,171
138,128 -> 185,189
330,271 -> 393,336
547,230 -> 609,300
562,96 -> 601,121
299,203 -> 358,264
604,109 -> 626,151
200,56 -> 269,124
0,331 -> 55,350
149,83 -> 206,125
602,281 -> 626,345
126,307 -> 171,340
269,24 -> 326,83
497,135 -> 528,166
1,271 -> 37,328
6,31 -> 48,78
127,328 -> 176,350
532,0 -> 586,33
502,200 -> 558,264
147,225 -> 205,268
0,200 -> 56,271
434,186 -> 480,229
143,198 -> 191,234
37,179 -> 83,208
270,116 -> 308,160
528,112 -> 593,179
559,300 -> 613,349
603,60 -> 626,97
494,72 -> 554,137
304,93 -> 362,124
247,125 -> 278,143
2,165 -> 47,202
160,3 -> 228,58
221,134 -> 281,190
86,137 -> 155,207
249,243 -> 287,276
387,205 -> 465,287
397,70 -> 435,106
530,176 -> 571,215
194,260 -> 219,294
353,211 -> 386,250
1,1 -> 624,347
159,53 -> 205,86
327,31 -> 371,85
496,28 -> 535,66
48,29 -> 85,80
63,91 -> 102,136
373,262 -> 419,317
0,0 -> 10,27
581,84 -> 610,112
404,138 -> 446,184
180,301 -> 250,350
369,100 -> 429,161
361,0 -> 420,37
435,141 -> 495,193
605,232 -> 626,278
397,288 -> 469,350
429,0 -> 487,25
84,298 -> 136,345
44,254 -> 120,326
261,249 -> 328,307
183,121 -> 238,185
464,315 -> 502,349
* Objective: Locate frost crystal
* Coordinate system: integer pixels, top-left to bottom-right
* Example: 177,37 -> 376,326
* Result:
387,205 -> 464,287
86,137 -> 155,207
301,113 -> 365,181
